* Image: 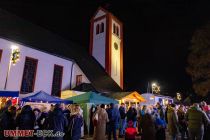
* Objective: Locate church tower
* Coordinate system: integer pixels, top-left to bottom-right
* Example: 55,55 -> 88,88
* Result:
89,7 -> 123,89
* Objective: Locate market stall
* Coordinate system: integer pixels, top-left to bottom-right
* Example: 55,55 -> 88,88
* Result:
66,91 -> 118,134
110,91 -> 146,108
20,90 -> 72,104
140,93 -> 173,106
0,90 -> 19,106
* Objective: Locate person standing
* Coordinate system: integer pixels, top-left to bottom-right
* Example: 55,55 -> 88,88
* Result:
66,104 -> 83,140
177,105 -> 188,140
119,103 -> 126,137
16,105 -> 36,140
186,103 -> 210,140
89,105 -> 96,136
107,103 -> 120,140
0,106 -> 16,140
140,108 -> 156,140
167,103 -> 179,140
45,104 -> 68,140
93,104 -> 109,140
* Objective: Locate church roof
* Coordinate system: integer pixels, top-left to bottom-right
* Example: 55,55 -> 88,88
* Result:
0,8 -> 123,93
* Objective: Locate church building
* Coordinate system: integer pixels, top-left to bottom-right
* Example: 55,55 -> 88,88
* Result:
0,7 -> 123,96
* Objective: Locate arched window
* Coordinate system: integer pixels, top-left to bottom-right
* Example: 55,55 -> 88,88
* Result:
100,23 -> 104,33
96,24 -> 100,34
113,24 -> 116,34
116,26 -> 119,36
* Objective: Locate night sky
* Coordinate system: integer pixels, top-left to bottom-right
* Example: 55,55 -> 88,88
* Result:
1,0 -> 210,97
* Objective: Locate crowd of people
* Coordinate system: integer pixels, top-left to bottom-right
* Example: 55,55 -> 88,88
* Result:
0,100 -> 83,140
89,102 -> 210,140
0,99 -> 209,140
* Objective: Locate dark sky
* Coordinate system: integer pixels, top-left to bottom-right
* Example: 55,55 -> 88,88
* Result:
1,0 -> 210,96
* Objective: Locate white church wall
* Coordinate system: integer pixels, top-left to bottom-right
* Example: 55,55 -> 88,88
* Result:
0,38 -> 73,94
71,63 -> 90,89
92,18 -> 106,68
110,19 -> 121,86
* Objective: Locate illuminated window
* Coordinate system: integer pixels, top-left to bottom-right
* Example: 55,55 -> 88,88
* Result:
96,24 -> 100,34
0,49 -> 2,62
51,65 -> 63,97
100,23 -> 104,33
21,57 -> 38,94
76,75 -> 82,86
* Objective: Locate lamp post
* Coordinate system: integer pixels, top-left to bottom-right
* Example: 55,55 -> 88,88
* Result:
4,45 -> 20,90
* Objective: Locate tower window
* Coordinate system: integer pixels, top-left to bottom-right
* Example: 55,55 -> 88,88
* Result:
116,26 -> 119,36
0,49 -> 2,62
51,65 -> 63,97
96,24 -> 100,34
113,24 -> 116,34
21,57 -> 38,94
113,24 -> 119,37
100,23 -> 104,33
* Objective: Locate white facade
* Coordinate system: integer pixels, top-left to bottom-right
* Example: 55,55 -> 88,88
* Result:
90,8 -> 123,89
92,18 -> 107,68
111,19 -> 121,86
0,38 -> 90,95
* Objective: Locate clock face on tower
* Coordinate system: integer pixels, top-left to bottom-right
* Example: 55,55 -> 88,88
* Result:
114,43 -> 118,50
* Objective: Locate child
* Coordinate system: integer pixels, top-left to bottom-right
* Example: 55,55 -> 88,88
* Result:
125,121 -> 137,140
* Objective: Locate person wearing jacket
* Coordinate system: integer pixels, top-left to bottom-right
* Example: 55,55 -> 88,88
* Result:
16,105 -> 36,140
45,104 -> 68,140
0,106 -> 16,140
140,108 -> 156,140
186,103 -> 210,140
119,103 -> 126,137
155,113 -> 166,140
177,105 -> 188,140
107,103 -> 120,140
167,103 -> 179,140
66,104 -> 83,140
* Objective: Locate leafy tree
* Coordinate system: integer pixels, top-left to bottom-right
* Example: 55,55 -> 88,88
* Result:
186,23 -> 210,97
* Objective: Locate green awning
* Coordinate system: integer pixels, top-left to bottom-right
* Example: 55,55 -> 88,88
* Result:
66,91 -> 118,104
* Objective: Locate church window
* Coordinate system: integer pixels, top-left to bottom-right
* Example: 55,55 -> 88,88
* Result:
113,24 -> 116,34
76,75 -> 82,86
96,24 -> 100,34
116,26 -> 119,36
51,65 -> 63,97
100,23 -> 104,33
0,49 -> 2,62
21,57 -> 38,94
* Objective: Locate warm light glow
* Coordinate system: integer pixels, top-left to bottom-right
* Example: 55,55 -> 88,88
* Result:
10,45 -> 20,64
177,93 -> 182,101
152,83 -> 156,87
11,45 -> 18,50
